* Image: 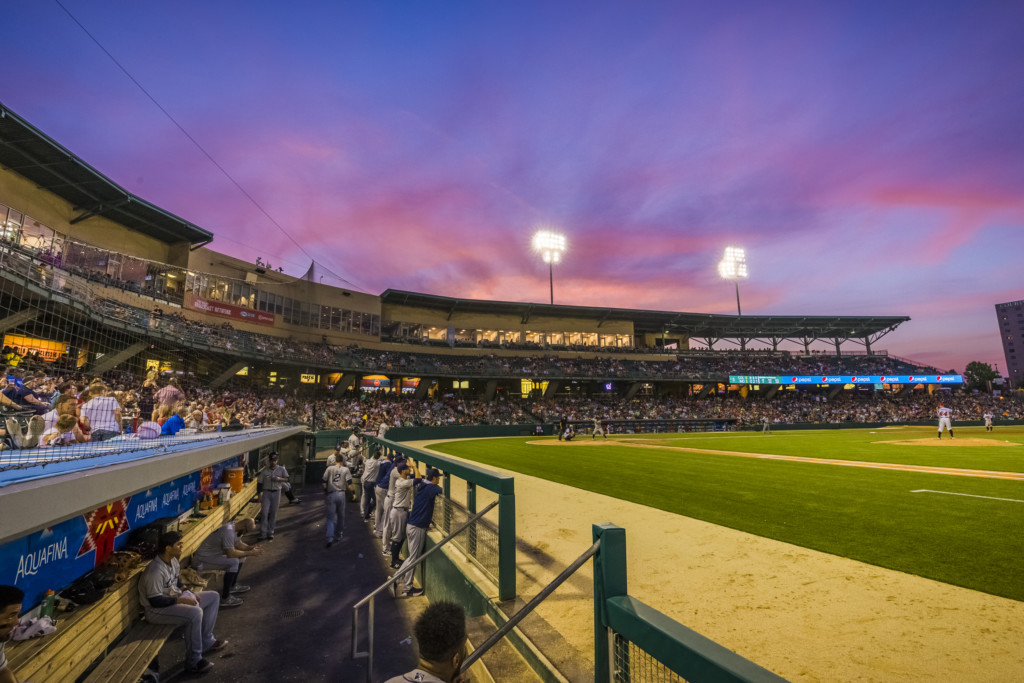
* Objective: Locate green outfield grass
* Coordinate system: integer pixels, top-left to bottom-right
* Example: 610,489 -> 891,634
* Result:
429,426 -> 1024,601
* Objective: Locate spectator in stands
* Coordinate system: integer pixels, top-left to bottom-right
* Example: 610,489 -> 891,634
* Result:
1,584 -> 24,683
80,384 -> 122,442
161,407 -> 188,436
192,518 -> 261,608
154,377 -> 185,407
385,600 -> 468,683
41,414 -> 87,446
393,467 -> 442,597
138,531 -> 226,675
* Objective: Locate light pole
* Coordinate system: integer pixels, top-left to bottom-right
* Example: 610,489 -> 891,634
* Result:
532,229 -> 567,304
717,246 -> 748,316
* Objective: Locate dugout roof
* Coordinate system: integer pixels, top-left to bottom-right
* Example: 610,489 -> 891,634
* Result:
0,102 -> 213,247
381,289 -> 910,343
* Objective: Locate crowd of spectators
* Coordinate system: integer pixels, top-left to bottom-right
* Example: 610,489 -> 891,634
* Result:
1,355 -> 1021,454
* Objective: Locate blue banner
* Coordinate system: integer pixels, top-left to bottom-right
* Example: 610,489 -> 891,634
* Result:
0,455 -> 241,608
730,374 -> 964,385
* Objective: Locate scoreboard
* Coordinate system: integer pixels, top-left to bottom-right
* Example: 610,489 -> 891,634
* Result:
729,374 -> 964,385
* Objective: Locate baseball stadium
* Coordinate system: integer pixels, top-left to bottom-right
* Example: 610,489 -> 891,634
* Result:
1,101 -> 1022,683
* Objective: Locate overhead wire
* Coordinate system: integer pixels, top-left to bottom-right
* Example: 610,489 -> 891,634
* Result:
52,0 -> 372,294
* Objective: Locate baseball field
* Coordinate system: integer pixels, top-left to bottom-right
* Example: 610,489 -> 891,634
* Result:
419,425 -> 1024,681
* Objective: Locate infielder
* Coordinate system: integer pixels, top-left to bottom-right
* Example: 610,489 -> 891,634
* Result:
983,412 -> 994,431
937,404 -> 954,439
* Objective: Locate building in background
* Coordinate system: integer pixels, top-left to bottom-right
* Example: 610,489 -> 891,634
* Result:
995,300 -> 1024,388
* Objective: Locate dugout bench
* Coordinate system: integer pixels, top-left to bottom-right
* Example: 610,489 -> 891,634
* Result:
8,479 -> 258,683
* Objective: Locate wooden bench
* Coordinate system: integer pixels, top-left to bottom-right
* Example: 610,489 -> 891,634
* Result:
9,480 -> 259,683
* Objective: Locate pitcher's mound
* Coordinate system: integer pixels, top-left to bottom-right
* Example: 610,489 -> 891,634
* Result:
875,438 -> 1020,447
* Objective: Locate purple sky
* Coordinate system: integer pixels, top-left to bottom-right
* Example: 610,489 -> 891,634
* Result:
3,1 -> 1023,372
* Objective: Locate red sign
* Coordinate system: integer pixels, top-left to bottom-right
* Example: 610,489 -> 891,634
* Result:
187,294 -> 275,326
77,499 -> 131,567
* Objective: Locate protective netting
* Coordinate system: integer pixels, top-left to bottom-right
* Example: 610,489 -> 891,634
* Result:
432,494 -> 500,583
612,631 -> 689,683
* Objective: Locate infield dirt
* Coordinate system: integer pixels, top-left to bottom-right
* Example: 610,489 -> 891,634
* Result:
414,439 -> 1024,682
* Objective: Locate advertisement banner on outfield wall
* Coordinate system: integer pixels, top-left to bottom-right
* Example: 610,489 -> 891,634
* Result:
186,293 -> 275,326
0,455 -> 241,608
730,374 -> 964,385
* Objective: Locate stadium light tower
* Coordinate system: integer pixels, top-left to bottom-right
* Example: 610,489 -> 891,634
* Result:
532,229 -> 567,304
718,246 -> 748,316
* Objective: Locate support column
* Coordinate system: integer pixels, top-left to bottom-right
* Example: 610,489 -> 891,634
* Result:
0,308 -> 38,333
622,382 -> 642,400
484,380 -> 498,401
88,341 -> 147,374
593,524 -> 627,682
413,378 -> 433,400
209,361 -> 249,389
543,379 -> 562,398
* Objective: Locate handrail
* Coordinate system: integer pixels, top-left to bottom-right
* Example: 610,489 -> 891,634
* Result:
458,537 -> 602,675
351,500 -> 499,682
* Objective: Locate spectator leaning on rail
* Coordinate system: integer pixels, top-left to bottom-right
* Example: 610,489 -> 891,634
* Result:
138,531 -> 227,675
1,584 -> 24,683
192,518 -> 261,608
385,600 -> 469,683
161,407 -> 189,436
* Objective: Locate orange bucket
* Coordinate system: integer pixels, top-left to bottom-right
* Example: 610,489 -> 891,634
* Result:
224,468 -> 244,493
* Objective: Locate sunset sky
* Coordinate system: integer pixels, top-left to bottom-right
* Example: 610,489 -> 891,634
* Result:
3,1 -> 1023,372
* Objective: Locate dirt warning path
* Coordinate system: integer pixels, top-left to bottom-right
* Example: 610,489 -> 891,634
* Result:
412,439 -> 1024,682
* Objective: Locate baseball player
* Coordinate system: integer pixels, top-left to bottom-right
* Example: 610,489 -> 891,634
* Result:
322,456 -> 352,547
761,416 -> 771,434
983,412 -> 994,432
387,460 -> 419,569
937,404 -> 954,439
373,454 -> 395,538
258,453 -> 289,540
592,417 -> 607,440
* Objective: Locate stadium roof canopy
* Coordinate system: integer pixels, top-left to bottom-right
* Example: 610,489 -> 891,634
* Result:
381,289 -> 910,349
0,102 -> 213,247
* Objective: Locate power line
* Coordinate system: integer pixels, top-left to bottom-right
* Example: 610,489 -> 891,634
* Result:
52,0 -> 369,293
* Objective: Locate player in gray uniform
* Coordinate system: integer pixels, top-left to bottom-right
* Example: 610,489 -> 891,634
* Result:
322,458 -> 352,547
592,417 -> 607,439
382,457 -> 406,555
138,531 -> 225,674
258,453 -> 289,540
387,460 -> 419,569
361,448 -> 382,520
192,518 -> 261,607
373,454 -> 395,538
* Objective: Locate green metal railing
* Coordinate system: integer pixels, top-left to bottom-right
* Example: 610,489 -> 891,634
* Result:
362,434 -> 517,602
593,524 -> 788,683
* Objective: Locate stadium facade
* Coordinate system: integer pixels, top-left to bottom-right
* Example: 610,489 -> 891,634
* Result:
1,100 -> 922,393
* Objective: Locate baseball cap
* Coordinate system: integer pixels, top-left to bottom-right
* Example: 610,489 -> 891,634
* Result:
426,468 -> 441,479
395,459 -> 409,471
268,452 -> 279,460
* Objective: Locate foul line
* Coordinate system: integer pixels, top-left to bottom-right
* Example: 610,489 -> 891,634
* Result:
911,489 -> 1024,503
605,440 -> 1024,481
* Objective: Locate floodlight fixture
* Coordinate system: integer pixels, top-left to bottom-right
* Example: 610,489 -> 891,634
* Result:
532,229 -> 567,304
717,246 -> 748,316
